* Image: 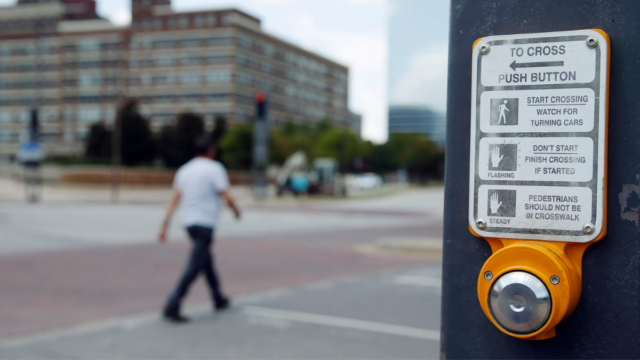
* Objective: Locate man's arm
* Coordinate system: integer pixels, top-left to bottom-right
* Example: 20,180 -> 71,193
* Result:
220,190 -> 241,220
159,188 -> 181,243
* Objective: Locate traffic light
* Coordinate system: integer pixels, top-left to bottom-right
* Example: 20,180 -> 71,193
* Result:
255,92 -> 267,119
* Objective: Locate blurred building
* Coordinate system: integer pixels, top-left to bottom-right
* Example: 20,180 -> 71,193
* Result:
388,105 -> 445,144
348,111 -> 362,138
0,0 -> 354,160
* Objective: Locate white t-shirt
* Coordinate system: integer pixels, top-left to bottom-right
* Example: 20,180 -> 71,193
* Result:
173,158 -> 230,228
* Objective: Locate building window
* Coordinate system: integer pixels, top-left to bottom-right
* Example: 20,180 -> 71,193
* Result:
207,71 -> 230,83
153,74 -> 177,85
14,45 -> 34,55
207,14 -> 217,26
154,94 -> 174,103
235,72 -> 252,85
181,55 -> 201,66
207,93 -> 229,102
142,19 -> 153,30
236,53 -> 247,65
78,39 -> 101,52
181,38 -> 201,47
77,129 -> 89,140
78,108 -> 101,122
263,43 -> 276,57
261,62 -> 273,73
141,74 -> 152,86
194,15 -> 205,28
79,73 -> 101,87
154,39 -> 175,49
151,113 -> 174,121
0,45 -> 10,56
237,33 -> 252,48
181,94 -> 200,103
222,13 -> 231,25
208,36 -> 230,46
208,54 -> 230,63
179,16 -> 189,28
153,75 -> 169,85
180,73 -> 201,84
63,129 -> 74,142
154,54 -> 175,66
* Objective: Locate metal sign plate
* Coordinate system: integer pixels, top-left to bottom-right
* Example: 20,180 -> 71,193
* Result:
18,141 -> 43,165
468,30 -> 609,242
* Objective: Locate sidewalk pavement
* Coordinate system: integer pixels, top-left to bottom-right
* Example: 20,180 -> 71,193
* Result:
0,266 -> 442,359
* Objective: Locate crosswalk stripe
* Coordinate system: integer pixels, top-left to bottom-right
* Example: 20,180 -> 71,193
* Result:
242,306 -> 440,341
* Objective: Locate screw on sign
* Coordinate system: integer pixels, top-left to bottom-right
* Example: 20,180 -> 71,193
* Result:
469,30 -> 610,340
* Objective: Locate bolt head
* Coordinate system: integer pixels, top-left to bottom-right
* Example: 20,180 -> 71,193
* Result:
476,219 -> 487,229
479,44 -> 490,55
484,271 -> 493,281
550,275 -> 560,285
583,223 -> 595,235
586,37 -> 598,48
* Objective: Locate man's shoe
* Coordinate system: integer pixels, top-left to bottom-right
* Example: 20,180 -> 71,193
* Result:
164,312 -> 190,323
163,308 -> 190,323
214,297 -> 231,311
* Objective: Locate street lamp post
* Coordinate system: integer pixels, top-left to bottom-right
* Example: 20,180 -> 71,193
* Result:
22,19 -> 46,203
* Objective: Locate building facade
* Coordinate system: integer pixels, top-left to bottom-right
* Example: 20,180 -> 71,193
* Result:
0,0 -> 355,160
388,105 -> 445,144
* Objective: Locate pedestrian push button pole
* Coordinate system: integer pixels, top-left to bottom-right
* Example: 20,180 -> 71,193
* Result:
468,30 -> 610,340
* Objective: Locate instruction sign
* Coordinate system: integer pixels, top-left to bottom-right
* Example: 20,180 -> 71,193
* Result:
468,30 -> 609,242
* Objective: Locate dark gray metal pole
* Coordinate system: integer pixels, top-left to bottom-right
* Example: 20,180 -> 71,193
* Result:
441,0 -> 640,358
252,92 -> 269,200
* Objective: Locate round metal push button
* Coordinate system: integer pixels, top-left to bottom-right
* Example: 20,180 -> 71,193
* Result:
489,271 -> 551,334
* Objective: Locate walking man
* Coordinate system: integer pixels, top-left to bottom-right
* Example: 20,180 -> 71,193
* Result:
498,99 -> 510,124
158,137 -> 241,323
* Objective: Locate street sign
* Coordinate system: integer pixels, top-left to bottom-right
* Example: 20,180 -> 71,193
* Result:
468,30 -> 609,242
18,141 -> 43,166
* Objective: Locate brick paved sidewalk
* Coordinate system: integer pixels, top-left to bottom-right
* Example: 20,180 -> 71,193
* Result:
0,232 -> 435,340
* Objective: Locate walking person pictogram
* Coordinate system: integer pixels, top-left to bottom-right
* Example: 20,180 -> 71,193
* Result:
490,98 -> 518,125
498,100 -> 510,124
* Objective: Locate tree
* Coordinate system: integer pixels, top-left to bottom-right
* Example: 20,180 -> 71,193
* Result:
367,134 -> 444,181
211,115 -> 227,143
85,122 -> 111,162
211,116 -> 227,164
116,99 -> 156,166
313,127 -> 362,171
158,112 -> 205,168
269,128 -> 293,165
218,124 -> 253,170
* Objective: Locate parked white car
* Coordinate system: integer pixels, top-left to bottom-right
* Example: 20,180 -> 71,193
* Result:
352,173 -> 384,190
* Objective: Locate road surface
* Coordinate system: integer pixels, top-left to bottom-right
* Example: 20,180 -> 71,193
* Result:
0,185 -> 444,359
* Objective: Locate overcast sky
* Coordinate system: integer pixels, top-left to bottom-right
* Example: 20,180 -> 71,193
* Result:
0,0 -> 450,142
388,0 -> 449,114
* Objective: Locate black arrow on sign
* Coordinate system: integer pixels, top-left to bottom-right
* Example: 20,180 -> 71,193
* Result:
509,60 -> 565,71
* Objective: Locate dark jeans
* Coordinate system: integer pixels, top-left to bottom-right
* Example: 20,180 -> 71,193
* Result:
166,226 -> 225,310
